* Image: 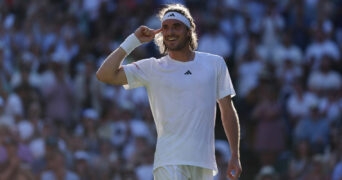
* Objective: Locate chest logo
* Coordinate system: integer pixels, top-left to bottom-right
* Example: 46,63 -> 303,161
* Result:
184,70 -> 192,75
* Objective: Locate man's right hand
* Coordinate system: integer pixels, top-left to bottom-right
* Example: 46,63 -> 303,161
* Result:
134,26 -> 162,43
96,26 -> 161,85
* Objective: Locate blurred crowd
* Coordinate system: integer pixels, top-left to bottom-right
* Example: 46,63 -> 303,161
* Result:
0,0 -> 341,180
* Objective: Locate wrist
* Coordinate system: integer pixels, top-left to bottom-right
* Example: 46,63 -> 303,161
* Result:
120,33 -> 142,54
230,151 -> 240,159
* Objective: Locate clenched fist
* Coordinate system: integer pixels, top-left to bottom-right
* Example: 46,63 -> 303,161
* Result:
134,26 -> 161,43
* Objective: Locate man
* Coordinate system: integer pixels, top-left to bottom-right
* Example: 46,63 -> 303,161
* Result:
96,3 -> 242,180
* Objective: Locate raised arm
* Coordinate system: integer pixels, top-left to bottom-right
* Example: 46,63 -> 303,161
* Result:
96,26 -> 161,85
217,95 -> 242,180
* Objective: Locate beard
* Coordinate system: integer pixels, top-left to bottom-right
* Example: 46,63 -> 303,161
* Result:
164,36 -> 190,51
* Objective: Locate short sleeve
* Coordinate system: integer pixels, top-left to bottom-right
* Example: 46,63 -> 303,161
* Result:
122,58 -> 154,89
217,57 -> 236,100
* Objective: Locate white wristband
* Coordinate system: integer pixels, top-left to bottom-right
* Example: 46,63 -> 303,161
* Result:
120,33 -> 142,54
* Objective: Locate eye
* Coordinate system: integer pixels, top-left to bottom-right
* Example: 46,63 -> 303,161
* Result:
173,23 -> 182,29
162,25 -> 168,30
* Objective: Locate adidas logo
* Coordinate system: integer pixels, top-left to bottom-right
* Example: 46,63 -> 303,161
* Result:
168,13 -> 175,17
184,70 -> 192,75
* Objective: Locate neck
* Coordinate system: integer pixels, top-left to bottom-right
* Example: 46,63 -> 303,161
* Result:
168,49 -> 195,62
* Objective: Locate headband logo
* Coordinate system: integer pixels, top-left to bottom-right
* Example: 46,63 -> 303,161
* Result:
162,12 -> 191,28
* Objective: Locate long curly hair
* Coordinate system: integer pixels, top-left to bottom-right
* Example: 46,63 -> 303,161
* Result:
154,4 -> 198,55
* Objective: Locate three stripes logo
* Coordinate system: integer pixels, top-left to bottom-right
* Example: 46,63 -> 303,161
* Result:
168,13 -> 175,17
184,70 -> 192,75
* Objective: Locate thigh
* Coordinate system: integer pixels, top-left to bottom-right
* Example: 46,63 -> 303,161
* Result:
154,165 -> 190,180
153,165 -> 213,180
189,166 -> 213,180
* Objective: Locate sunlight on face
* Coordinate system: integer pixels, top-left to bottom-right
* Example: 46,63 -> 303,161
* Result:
162,19 -> 189,51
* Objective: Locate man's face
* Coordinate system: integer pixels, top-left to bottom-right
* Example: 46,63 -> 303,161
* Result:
161,19 -> 189,51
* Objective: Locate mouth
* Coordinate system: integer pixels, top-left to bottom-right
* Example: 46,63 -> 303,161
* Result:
165,36 -> 177,42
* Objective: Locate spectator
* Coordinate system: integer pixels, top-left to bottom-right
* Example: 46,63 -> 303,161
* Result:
235,35 -> 265,98
0,124 -> 33,166
307,54 -> 342,97
132,140 -> 154,180
293,99 -> 330,154
0,124 -> 33,176
275,56 -> 303,96
271,31 -> 304,68
319,86 -> 342,124
108,107 -> 132,153
305,28 -> 340,70
29,124 -> 66,164
52,19 -> 80,65
197,18 -> 232,60
74,108 -> 100,154
10,51 -> 41,89
3,85 -> 25,125
255,165 -> 279,180
0,137 -> 35,180
286,79 -> 319,128
90,139 -> 118,180
302,154 -> 330,180
20,100 -> 44,140
42,55 -> 75,124
252,82 -> 287,166
287,139 -> 312,179
73,54 -> 104,114
73,150 -> 95,180
40,150 -> 79,180
0,96 -> 15,128
283,1 -> 310,50
259,1 -> 285,62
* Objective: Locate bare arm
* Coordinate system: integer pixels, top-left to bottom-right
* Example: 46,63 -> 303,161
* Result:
96,26 -> 161,85
217,95 -> 242,180
96,47 -> 127,85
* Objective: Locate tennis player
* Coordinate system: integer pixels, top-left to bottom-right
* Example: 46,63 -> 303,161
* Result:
96,3 -> 242,180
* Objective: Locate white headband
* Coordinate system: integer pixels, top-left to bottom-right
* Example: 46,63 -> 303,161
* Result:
161,11 -> 191,28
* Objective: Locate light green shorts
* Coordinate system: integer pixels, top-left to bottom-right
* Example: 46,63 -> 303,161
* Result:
153,165 -> 213,180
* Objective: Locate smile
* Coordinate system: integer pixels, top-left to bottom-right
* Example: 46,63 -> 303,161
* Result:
166,37 -> 177,41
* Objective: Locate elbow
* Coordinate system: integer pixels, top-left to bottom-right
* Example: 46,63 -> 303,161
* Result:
96,70 -> 107,83
95,66 -> 127,85
95,71 -> 102,81
96,70 -> 123,85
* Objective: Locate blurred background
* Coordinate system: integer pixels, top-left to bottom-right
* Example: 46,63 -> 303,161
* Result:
0,0 -> 341,180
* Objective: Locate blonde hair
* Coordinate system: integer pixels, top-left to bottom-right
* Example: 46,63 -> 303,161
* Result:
154,4 -> 198,54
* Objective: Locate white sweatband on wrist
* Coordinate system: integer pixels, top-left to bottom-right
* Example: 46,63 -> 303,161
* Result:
120,33 -> 142,54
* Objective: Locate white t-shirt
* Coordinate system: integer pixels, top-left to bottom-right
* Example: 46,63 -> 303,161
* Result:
123,51 -> 235,174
